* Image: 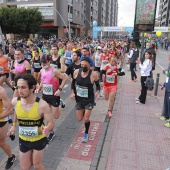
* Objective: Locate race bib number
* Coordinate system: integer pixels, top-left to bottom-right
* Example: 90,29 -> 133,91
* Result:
34,63 -> 40,68
43,84 -> 53,95
102,60 -> 108,66
166,77 -> 169,83
95,58 -> 100,67
106,75 -> 115,83
76,86 -> 88,98
27,55 -> 32,60
50,64 -> 58,69
19,126 -> 38,137
0,67 -> 4,73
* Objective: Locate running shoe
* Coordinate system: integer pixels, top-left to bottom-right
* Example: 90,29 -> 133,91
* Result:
100,90 -> 104,97
134,78 -> 138,82
82,133 -> 89,143
164,122 -> 170,128
160,116 -> 168,121
48,131 -> 55,142
108,111 -> 113,117
5,154 -> 16,170
129,80 -> 134,82
135,98 -> 140,101
60,99 -> 65,108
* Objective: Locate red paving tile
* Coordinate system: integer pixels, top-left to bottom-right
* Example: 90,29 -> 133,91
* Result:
106,82 -> 170,169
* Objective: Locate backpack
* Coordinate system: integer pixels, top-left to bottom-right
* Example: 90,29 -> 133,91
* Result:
145,77 -> 154,91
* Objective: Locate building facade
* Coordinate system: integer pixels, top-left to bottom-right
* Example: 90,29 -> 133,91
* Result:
0,0 -> 118,38
158,0 -> 170,26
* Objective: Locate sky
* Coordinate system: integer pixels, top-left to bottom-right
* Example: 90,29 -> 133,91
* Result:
118,0 -> 160,27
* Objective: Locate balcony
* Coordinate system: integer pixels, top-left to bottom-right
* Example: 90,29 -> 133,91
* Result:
68,0 -> 73,6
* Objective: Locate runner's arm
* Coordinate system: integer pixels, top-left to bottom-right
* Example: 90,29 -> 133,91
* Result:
40,100 -> 54,132
25,61 -> 31,74
60,58 -> 66,73
0,88 -> 13,119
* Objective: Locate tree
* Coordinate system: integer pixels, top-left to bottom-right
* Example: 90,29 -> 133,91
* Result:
0,6 -> 43,34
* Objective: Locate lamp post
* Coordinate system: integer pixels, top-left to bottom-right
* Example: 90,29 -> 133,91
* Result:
0,26 -> 5,54
54,7 -> 71,40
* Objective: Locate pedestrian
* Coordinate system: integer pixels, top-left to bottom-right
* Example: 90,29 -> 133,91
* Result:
160,56 -> 170,127
135,51 -> 153,104
128,42 -> 139,82
9,74 -> 54,170
100,55 -> 125,117
71,57 -> 100,142
0,86 -> 16,169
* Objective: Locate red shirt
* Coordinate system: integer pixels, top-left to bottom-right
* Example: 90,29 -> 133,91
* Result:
104,64 -> 118,86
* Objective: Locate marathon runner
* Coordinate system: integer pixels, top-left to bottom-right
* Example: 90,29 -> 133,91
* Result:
36,54 -> 67,142
0,86 -> 16,170
9,74 -> 54,170
100,55 -> 125,117
71,57 -> 100,142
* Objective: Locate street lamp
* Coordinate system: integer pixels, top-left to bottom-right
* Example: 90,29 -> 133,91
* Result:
54,7 -> 71,40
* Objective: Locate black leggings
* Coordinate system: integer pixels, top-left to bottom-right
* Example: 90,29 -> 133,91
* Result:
130,63 -> 137,80
139,76 -> 147,104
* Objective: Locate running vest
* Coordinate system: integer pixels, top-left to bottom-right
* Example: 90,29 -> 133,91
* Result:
65,50 -> 72,65
76,69 -> 94,103
0,56 -> 8,74
94,53 -> 101,67
100,54 -> 109,70
41,67 -> 59,96
104,64 -> 118,86
16,97 -> 45,142
0,100 -> 9,122
50,56 -> 61,70
33,56 -> 41,69
14,60 -> 28,74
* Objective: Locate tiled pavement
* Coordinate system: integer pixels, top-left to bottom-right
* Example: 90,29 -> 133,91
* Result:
0,54 -> 169,170
99,58 -> 169,170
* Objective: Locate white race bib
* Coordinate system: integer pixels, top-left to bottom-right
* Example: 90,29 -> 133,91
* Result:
34,63 -> 40,68
106,75 -> 115,83
76,86 -> 88,98
166,77 -> 169,83
102,60 -> 109,66
0,67 -> 4,73
27,55 -> 32,60
43,84 -> 53,95
19,126 -> 38,137
50,64 -> 58,69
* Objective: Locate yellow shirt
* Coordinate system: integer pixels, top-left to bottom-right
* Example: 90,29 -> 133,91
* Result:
15,97 -> 45,142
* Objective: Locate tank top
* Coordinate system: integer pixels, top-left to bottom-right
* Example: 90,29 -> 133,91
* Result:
94,53 -> 101,67
104,64 -> 118,86
50,56 -> 61,70
0,56 -> 8,74
33,56 -> 41,69
14,60 -> 28,74
100,54 -> 110,70
58,48 -> 64,57
15,97 -> 45,142
41,67 -> 59,97
76,69 -> 94,103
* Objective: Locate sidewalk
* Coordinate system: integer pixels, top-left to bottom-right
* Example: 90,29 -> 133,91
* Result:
0,59 -> 168,170
98,61 -> 169,170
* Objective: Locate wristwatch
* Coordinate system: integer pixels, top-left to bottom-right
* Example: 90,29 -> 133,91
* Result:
59,88 -> 62,91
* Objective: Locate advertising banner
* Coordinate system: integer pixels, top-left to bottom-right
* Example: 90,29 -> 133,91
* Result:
134,0 -> 157,32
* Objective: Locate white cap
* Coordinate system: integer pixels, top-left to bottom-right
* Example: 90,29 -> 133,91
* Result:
97,46 -> 102,50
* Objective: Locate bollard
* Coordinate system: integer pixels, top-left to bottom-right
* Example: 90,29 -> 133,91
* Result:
154,73 -> 160,96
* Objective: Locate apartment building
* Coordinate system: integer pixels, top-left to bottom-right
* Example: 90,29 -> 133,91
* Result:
158,0 -> 170,26
0,0 -> 118,38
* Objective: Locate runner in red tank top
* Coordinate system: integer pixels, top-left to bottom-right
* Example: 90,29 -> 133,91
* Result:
100,55 -> 125,117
